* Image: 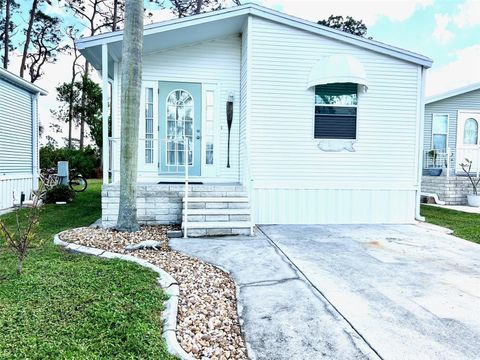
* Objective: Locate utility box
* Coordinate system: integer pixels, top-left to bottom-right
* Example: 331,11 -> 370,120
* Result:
58,161 -> 69,185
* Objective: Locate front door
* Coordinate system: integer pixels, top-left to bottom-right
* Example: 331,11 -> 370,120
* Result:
158,82 -> 202,176
456,111 -> 480,173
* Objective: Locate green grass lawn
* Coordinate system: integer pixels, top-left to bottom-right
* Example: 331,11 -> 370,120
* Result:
421,204 -> 480,244
0,180 -> 176,359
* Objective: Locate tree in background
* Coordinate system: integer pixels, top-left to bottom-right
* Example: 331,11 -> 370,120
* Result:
19,0 -> 40,78
52,76 -> 102,149
116,0 -> 143,232
170,0 -> 226,17
318,15 -> 368,37
0,0 -> 19,69
25,11 -> 66,83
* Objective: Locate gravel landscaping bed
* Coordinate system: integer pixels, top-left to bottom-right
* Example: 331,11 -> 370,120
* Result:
60,226 -> 248,360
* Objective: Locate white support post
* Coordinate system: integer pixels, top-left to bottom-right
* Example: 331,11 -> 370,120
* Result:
184,138 -> 189,238
102,44 -> 109,185
446,147 -> 450,179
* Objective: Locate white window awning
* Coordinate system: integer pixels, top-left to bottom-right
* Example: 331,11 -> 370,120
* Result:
307,54 -> 368,90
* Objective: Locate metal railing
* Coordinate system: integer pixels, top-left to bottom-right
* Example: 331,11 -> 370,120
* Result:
424,149 -> 451,170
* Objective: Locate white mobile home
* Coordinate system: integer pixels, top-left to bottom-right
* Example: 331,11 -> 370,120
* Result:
422,83 -> 480,205
77,4 -> 432,234
0,68 -> 46,211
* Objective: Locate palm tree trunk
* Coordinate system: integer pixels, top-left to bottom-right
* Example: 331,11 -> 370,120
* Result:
116,0 -> 143,232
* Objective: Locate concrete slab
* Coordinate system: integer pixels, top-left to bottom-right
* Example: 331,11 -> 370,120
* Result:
171,233 -> 379,360
260,224 -> 480,360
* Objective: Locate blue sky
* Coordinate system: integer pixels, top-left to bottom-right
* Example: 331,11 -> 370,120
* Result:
6,0 -> 480,144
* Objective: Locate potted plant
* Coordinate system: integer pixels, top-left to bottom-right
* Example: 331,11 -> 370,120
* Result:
427,149 -> 442,176
460,158 -> 480,207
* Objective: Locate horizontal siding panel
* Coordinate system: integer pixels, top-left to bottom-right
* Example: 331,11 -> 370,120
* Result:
249,16 -> 420,187
0,79 -> 33,174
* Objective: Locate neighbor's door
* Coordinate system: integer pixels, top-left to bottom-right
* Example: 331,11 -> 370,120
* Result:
158,82 -> 202,176
456,111 -> 480,173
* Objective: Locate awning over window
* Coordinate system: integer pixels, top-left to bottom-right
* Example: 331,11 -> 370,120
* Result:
307,54 -> 368,90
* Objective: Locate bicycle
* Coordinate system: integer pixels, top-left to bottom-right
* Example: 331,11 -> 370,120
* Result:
39,168 -> 88,193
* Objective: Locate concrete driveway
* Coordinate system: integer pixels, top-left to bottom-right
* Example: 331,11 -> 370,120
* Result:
171,224 -> 480,360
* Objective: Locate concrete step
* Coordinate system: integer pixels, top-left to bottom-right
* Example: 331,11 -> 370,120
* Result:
183,208 -> 251,215
182,221 -> 252,229
183,197 -> 248,202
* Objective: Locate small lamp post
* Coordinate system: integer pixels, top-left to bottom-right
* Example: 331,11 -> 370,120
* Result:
226,93 -> 234,168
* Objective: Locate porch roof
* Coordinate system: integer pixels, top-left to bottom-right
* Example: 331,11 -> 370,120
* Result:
76,3 -> 432,77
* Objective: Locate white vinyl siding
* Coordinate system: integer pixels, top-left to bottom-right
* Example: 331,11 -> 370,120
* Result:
247,16 -> 421,224
424,88 -> 480,175
0,78 -> 37,210
0,79 -> 33,174
113,36 -> 241,182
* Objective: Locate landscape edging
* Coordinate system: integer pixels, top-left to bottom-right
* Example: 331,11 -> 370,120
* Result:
53,231 -> 195,360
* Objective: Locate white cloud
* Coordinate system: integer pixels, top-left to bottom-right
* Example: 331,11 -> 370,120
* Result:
145,8 -> 176,24
453,0 -> 480,28
432,13 -> 454,44
426,44 -> 480,96
252,0 -> 433,26
42,1 -> 68,17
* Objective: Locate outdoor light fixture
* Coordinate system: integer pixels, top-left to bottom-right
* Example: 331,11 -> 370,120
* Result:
226,93 -> 234,168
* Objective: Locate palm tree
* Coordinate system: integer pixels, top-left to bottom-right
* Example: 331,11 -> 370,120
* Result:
116,0 -> 143,232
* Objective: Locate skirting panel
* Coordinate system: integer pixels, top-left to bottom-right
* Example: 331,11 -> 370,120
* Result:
252,188 -> 416,224
0,175 -> 33,210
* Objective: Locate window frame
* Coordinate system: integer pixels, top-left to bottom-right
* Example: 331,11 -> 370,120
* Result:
312,83 -> 359,141
144,87 -> 155,164
431,113 -> 449,151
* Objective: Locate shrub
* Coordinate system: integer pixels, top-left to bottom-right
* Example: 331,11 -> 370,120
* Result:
0,190 -> 42,275
40,145 -> 100,178
45,185 -> 76,204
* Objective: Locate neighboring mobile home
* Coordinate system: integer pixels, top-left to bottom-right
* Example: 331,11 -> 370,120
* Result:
422,83 -> 480,205
0,68 -> 46,211
77,4 -> 432,235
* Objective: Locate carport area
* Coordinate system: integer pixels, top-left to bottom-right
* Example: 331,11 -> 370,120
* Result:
171,224 -> 480,360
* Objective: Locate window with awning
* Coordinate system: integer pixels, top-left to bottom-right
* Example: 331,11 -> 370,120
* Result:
308,54 -> 367,141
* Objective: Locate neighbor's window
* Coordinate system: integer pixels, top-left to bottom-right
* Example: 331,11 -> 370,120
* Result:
314,83 -> 357,139
145,88 -> 154,163
432,114 -> 448,150
464,118 -> 478,145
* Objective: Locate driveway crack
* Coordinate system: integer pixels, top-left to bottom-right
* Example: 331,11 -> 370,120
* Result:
239,277 -> 300,288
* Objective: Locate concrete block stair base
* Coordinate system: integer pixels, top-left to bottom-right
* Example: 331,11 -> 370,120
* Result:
182,195 -> 254,237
